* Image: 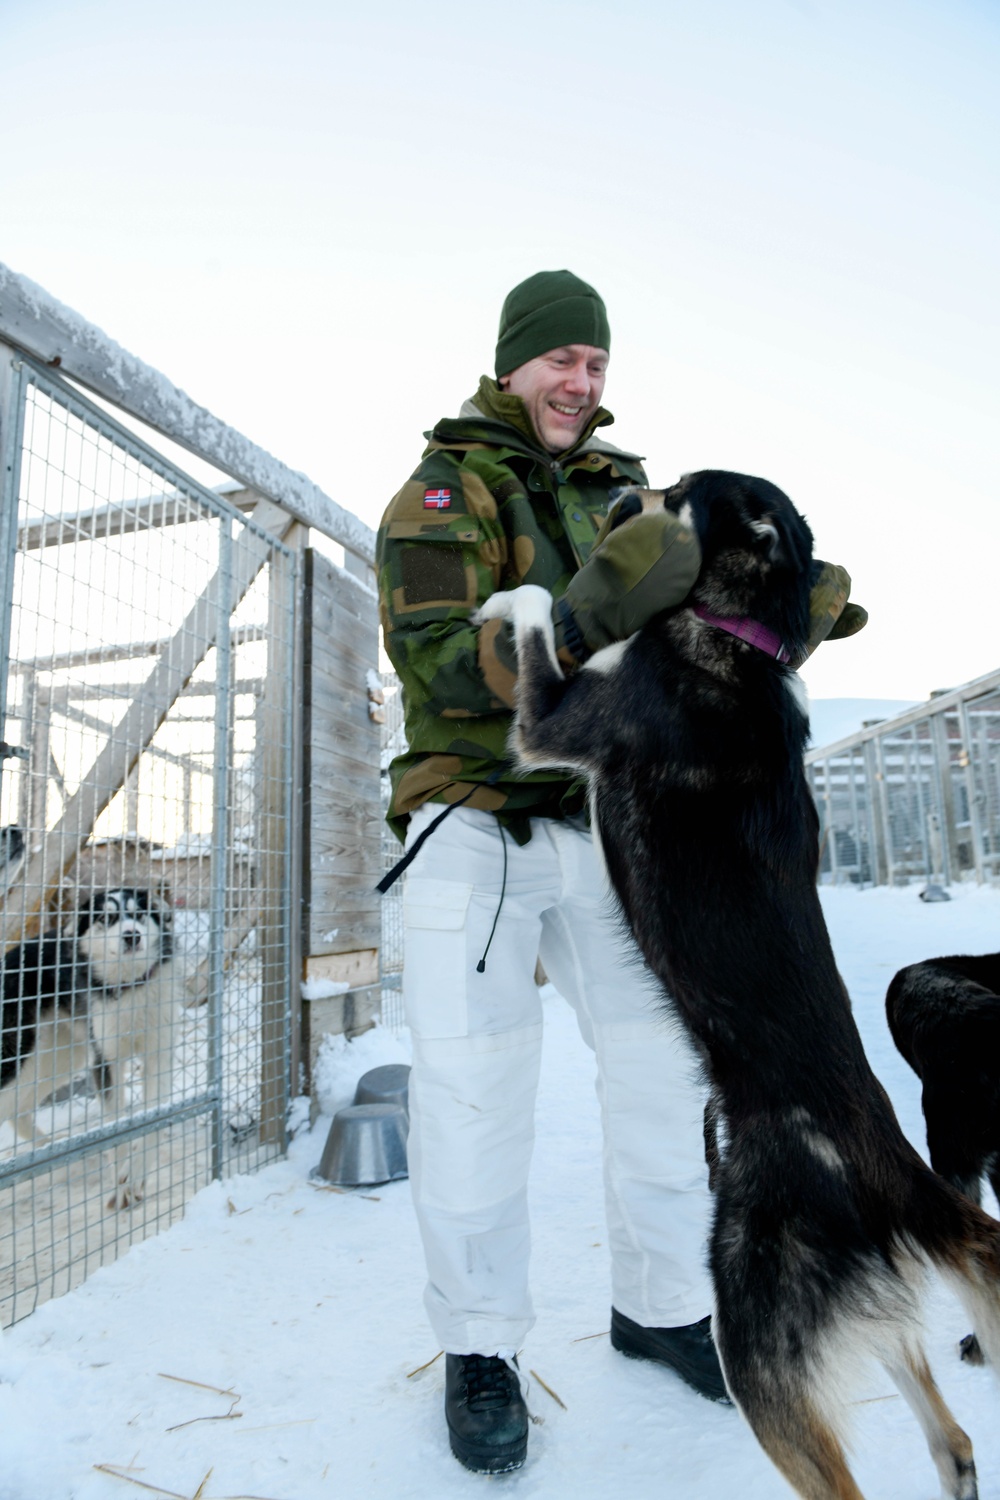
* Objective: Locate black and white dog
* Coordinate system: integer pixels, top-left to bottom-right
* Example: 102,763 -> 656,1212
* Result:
477,471 -> 1000,1500
1,887 -> 178,1208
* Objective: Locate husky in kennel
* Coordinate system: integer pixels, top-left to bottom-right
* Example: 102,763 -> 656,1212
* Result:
1,886 -> 180,1208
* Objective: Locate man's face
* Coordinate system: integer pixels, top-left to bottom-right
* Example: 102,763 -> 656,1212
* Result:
499,344 -> 608,454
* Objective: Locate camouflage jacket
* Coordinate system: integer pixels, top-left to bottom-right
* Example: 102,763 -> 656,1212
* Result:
377,378 -> 648,843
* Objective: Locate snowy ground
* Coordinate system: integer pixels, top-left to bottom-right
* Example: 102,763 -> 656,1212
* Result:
1,885 -> 999,1500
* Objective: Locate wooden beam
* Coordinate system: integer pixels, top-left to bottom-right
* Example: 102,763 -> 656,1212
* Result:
16,486 -> 260,551
45,678 -> 262,707
0,267 -> 374,563
10,622 -> 266,674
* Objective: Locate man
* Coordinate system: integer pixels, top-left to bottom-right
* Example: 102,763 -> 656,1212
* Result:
376,270 -> 863,1475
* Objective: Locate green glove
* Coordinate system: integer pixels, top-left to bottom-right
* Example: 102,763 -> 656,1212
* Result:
554,509 -> 702,663
797,562 -> 868,665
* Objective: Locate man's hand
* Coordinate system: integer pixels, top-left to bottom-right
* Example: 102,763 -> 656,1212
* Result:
554,508 -> 702,663
797,561 -> 868,665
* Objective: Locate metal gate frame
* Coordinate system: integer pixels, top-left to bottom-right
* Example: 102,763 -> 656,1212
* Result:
0,349 -> 297,1308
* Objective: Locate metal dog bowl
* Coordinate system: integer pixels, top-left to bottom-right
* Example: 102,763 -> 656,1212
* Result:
353,1063 -> 411,1122
311,1102 -> 409,1187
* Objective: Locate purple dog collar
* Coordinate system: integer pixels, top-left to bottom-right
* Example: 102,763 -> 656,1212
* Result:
692,604 -> 792,665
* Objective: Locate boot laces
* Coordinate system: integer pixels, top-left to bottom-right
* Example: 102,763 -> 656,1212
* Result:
462,1354 -> 517,1410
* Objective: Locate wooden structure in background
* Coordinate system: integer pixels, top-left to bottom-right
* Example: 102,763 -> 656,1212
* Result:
300,550 -> 382,1086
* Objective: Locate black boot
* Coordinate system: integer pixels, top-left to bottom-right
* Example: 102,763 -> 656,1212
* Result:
444,1353 -> 529,1473
610,1308 -> 732,1404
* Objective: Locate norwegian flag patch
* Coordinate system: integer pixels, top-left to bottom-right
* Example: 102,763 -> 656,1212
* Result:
423,488 -> 451,509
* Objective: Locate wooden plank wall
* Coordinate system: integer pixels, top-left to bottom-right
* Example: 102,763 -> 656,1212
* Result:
301,549 -> 381,969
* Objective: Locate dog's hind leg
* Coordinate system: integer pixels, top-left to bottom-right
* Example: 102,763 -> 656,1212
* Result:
717,1305 -> 867,1498
732,1392 -> 866,1500
880,1349 -> 977,1499
940,1255 -> 1000,1372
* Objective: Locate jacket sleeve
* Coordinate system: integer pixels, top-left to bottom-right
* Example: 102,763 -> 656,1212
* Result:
377,462 -> 519,716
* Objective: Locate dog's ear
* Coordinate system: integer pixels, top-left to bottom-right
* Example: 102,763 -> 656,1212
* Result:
151,892 -> 173,928
150,892 -> 174,959
748,517 -> 783,564
659,474 -> 707,538
750,507 -> 813,577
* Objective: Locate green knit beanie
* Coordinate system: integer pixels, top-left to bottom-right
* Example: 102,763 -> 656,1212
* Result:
495,270 -> 610,379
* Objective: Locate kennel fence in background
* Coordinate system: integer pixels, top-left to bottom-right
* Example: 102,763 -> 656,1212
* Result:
0,266 -> 381,1329
805,669 -> 1000,888
0,356 -> 297,1324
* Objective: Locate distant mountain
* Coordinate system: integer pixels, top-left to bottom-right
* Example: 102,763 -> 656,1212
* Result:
806,697 -> 920,750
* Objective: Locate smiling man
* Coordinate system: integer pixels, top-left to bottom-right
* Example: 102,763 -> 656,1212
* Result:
499,341 -> 608,451
376,271 -> 731,1475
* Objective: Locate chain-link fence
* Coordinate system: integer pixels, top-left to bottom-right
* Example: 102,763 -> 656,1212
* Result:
806,673 -> 1000,887
0,355 -> 296,1325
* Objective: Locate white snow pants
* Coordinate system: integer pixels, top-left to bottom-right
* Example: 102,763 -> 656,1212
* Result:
402,803 -> 714,1356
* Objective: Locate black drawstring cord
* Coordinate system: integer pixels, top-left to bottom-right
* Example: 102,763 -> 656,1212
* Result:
375,785 -> 478,894
375,766 -> 508,896
476,822 -> 507,974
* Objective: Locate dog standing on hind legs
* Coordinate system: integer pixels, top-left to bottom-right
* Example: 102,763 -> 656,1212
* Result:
476,469 -> 1000,1500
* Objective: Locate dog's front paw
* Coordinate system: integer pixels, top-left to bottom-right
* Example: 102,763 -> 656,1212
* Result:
472,593 -> 515,626
107,1174 -> 145,1212
474,585 -> 554,632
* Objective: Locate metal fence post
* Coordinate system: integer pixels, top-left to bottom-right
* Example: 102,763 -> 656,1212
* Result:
870,735 -> 893,885
0,344 -> 26,747
930,712 -> 959,885
959,699 -> 986,884
208,516 -> 234,1180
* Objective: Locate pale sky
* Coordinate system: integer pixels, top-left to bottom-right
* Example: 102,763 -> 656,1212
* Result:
2,0 -> 997,701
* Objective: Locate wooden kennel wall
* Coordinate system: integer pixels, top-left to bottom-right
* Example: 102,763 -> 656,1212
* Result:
300,550 -> 383,1088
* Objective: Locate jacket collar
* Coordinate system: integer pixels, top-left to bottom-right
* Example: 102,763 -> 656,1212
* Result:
425,376 -> 644,465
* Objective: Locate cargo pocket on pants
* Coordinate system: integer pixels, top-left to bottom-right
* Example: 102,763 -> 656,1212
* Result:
403,877 -> 474,1039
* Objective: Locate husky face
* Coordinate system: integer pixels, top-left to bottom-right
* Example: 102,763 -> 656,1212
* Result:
71,888 -> 172,990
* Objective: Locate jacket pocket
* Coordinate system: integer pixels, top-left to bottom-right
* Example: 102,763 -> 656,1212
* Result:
386,518 -> 481,544
388,519 -> 483,614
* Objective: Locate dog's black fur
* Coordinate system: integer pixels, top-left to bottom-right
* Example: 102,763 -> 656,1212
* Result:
479,471 -> 1000,1500
1,933 -> 87,1090
887,953 -> 1000,1209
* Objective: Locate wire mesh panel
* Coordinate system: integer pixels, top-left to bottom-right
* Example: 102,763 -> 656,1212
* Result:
808,745 -> 876,885
880,721 -> 942,883
0,358 -> 296,1326
964,691 -> 1000,879
807,678 -> 1000,889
